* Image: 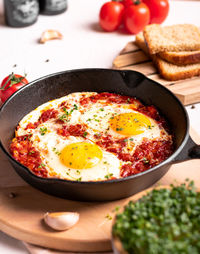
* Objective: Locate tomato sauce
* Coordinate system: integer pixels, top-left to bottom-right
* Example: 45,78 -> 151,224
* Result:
57,124 -> 87,138
137,105 -> 169,130
11,92 -> 174,179
10,135 -> 48,177
120,139 -> 173,177
80,92 -> 142,106
25,109 -> 58,130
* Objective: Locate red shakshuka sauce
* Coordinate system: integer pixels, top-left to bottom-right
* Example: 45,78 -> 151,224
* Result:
25,109 -> 58,130
80,92 -> 142,106
10,92 -> 174,179
10,135 -> 48,177
57,124 -> 87,138
120,139 -> 173,177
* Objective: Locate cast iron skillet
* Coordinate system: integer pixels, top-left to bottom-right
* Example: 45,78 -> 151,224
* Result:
0,69 -> 200,201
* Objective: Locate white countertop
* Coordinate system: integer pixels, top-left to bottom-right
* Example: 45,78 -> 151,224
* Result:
0,0 -> 200,253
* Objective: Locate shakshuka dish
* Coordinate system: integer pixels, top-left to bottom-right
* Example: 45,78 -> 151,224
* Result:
10,92 -> 173,181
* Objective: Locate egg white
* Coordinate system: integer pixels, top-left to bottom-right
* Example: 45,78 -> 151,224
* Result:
16,92 -> 97,136
29,131 -> 121,181
79,102 -> 169,155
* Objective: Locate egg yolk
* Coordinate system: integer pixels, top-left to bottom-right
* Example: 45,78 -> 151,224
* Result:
60,142 -> 103,169
110,112 -> 151,135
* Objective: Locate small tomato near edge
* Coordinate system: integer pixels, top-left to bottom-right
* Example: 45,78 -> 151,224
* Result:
143,0 -> 169,24
0,73 -> 28,103
123,1 -> 150,34
99,1 -> 124,32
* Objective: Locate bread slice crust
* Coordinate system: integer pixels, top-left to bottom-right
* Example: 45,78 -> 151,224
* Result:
143,24 -> 200,55
158,51 -> 200,65
154,57 -> 200,81
135,32 -> 200,81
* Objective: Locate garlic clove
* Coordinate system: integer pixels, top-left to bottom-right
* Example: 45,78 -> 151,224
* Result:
39,30 -> 63,44
44,212 -> 79,231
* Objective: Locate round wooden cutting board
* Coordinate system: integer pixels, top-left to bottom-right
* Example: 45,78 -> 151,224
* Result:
0,130 -> 200,252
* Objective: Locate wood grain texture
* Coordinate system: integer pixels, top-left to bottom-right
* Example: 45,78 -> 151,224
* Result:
113,41 -> 200,105
0,130 -> 199,252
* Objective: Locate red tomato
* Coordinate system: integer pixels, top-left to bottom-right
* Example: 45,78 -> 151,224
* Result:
122,0 -> 133,8
143,0 -> 169,24
123,1 -> 150,34
99,1 -> 124,32
0,73 -> 28,103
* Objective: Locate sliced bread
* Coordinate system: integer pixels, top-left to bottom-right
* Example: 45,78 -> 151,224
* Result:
158,51 -> 200,65
154,57 -> 200,81
143,24 -> 200,55
135,32 -> 200,81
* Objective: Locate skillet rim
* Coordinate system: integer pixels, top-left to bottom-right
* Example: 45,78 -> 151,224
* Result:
0,68 -> 190,185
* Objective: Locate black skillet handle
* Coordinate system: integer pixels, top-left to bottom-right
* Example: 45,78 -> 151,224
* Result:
173,136 -> 200,162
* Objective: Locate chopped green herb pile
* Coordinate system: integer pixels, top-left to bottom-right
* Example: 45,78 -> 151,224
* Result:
113,181 -> 200,254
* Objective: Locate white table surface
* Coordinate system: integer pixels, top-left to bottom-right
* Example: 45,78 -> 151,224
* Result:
0,0 -> 200,253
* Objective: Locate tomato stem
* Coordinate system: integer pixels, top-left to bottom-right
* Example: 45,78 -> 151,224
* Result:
0,73 -> 14,91
134,0 -> 141,5
0,73 -> 26,91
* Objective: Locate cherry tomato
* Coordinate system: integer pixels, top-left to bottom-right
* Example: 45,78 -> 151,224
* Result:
123,1 -> 150,34
143,0 -> 169,24
0,73 -> 28,103
99,1 -> 124,32
122,0 -> 133,8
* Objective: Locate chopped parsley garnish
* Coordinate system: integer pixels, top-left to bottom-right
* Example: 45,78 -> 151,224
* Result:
63,107 -> 69,115
127,98 -> 131,103
83,131 -> 88,137
105,173 -> 113,179
76,177 -> 82,182
94,133 -> 101,138
115,206 -> 120,212
100,108 -> 104,111
38,163 -> 45,168
40,127 -> 47,136
58,114 -> 67,122
113,181 -> 200,254
28,151 -> 35,155
113,206 -> 120,212
59,104 -> 78,122
143,157 -> 149,164
73,104 -> 78,110
116,127 -> 123,131
52,147 -> 61,156
105,214 -> 112,220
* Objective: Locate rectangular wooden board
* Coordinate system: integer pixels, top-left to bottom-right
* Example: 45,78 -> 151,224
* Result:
113,41 -> 200,106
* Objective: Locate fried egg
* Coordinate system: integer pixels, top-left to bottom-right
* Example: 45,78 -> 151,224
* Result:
29,131 -> 120,181
79,102 -> 169,155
